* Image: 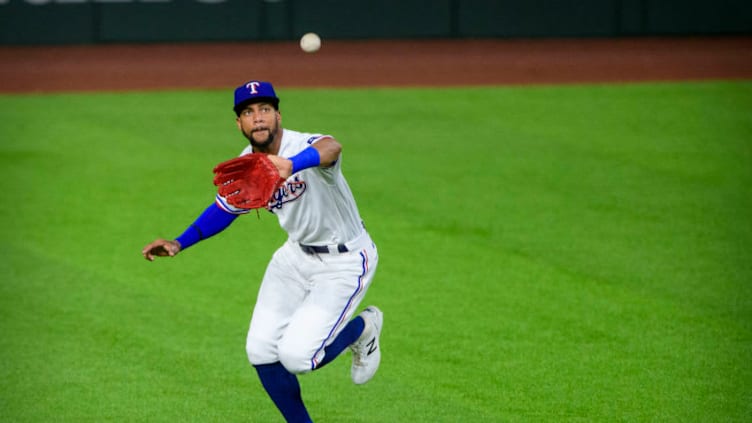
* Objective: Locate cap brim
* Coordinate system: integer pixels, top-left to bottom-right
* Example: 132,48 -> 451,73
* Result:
234,97 -> 280,114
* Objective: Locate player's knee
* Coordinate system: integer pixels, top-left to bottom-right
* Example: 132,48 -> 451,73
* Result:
246,335 -> 275,366
278,342 -> 313,375
279,351 -> 311,375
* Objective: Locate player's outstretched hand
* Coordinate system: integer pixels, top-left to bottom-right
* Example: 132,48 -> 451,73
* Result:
265,155 -> 293,180
141,238 -> 181,261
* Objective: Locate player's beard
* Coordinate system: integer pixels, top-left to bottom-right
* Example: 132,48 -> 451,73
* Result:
247,121 -> 278,150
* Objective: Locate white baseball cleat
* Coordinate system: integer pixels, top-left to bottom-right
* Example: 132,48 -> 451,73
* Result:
350,306 -> 383,385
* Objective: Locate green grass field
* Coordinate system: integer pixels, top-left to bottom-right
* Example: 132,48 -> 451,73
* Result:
1,81 -> 751,422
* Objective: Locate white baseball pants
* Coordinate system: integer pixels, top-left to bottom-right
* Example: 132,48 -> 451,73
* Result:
245,232 -> 378,374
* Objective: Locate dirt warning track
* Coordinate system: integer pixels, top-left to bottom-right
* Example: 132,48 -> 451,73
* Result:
0,36 -> 750,93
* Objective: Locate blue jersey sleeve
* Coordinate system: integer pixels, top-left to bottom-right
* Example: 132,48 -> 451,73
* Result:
175,202 -> 238,250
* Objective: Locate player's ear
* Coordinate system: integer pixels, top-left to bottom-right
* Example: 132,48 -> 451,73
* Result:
236,116 -> 242,130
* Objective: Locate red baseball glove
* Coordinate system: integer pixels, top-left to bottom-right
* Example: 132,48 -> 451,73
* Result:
213,153 -> 286,209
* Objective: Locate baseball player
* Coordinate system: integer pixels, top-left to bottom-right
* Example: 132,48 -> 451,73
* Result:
141,80 -> 382,423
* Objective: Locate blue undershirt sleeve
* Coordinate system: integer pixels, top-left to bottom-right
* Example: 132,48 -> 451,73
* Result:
175,202 -> 238,250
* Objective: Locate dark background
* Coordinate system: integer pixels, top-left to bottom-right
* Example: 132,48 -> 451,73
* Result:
1,0 -> 751,45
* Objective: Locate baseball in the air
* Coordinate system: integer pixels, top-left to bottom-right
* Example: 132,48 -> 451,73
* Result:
300,32 -> 321,53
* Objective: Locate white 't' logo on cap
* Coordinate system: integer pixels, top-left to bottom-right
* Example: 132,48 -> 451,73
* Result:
246,82 -> 260,94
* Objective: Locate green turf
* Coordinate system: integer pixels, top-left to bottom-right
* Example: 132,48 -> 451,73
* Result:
1,81 -> 751,422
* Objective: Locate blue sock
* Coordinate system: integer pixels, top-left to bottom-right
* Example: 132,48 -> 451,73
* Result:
254,362 -> 312,423
316,316 -> 365,369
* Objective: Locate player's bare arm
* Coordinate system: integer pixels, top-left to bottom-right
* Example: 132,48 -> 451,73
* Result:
312,137 -> 342,166
141,238 -> 181,261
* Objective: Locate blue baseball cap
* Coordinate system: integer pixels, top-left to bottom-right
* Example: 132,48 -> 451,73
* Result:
233,80 -> 280,115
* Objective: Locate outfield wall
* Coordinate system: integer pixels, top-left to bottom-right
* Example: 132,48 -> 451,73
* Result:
1,0 -> 751,45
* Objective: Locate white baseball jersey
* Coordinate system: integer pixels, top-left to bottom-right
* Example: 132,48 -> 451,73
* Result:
215,128 -> 365,246
217,128 -> 379,372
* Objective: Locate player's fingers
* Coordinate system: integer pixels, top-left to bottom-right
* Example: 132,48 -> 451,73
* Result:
142,248 -> 155,261
141,241 -> 160,257
142,239 -> 178,261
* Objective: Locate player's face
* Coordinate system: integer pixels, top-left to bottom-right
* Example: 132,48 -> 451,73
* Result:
236,102 -> 281,150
